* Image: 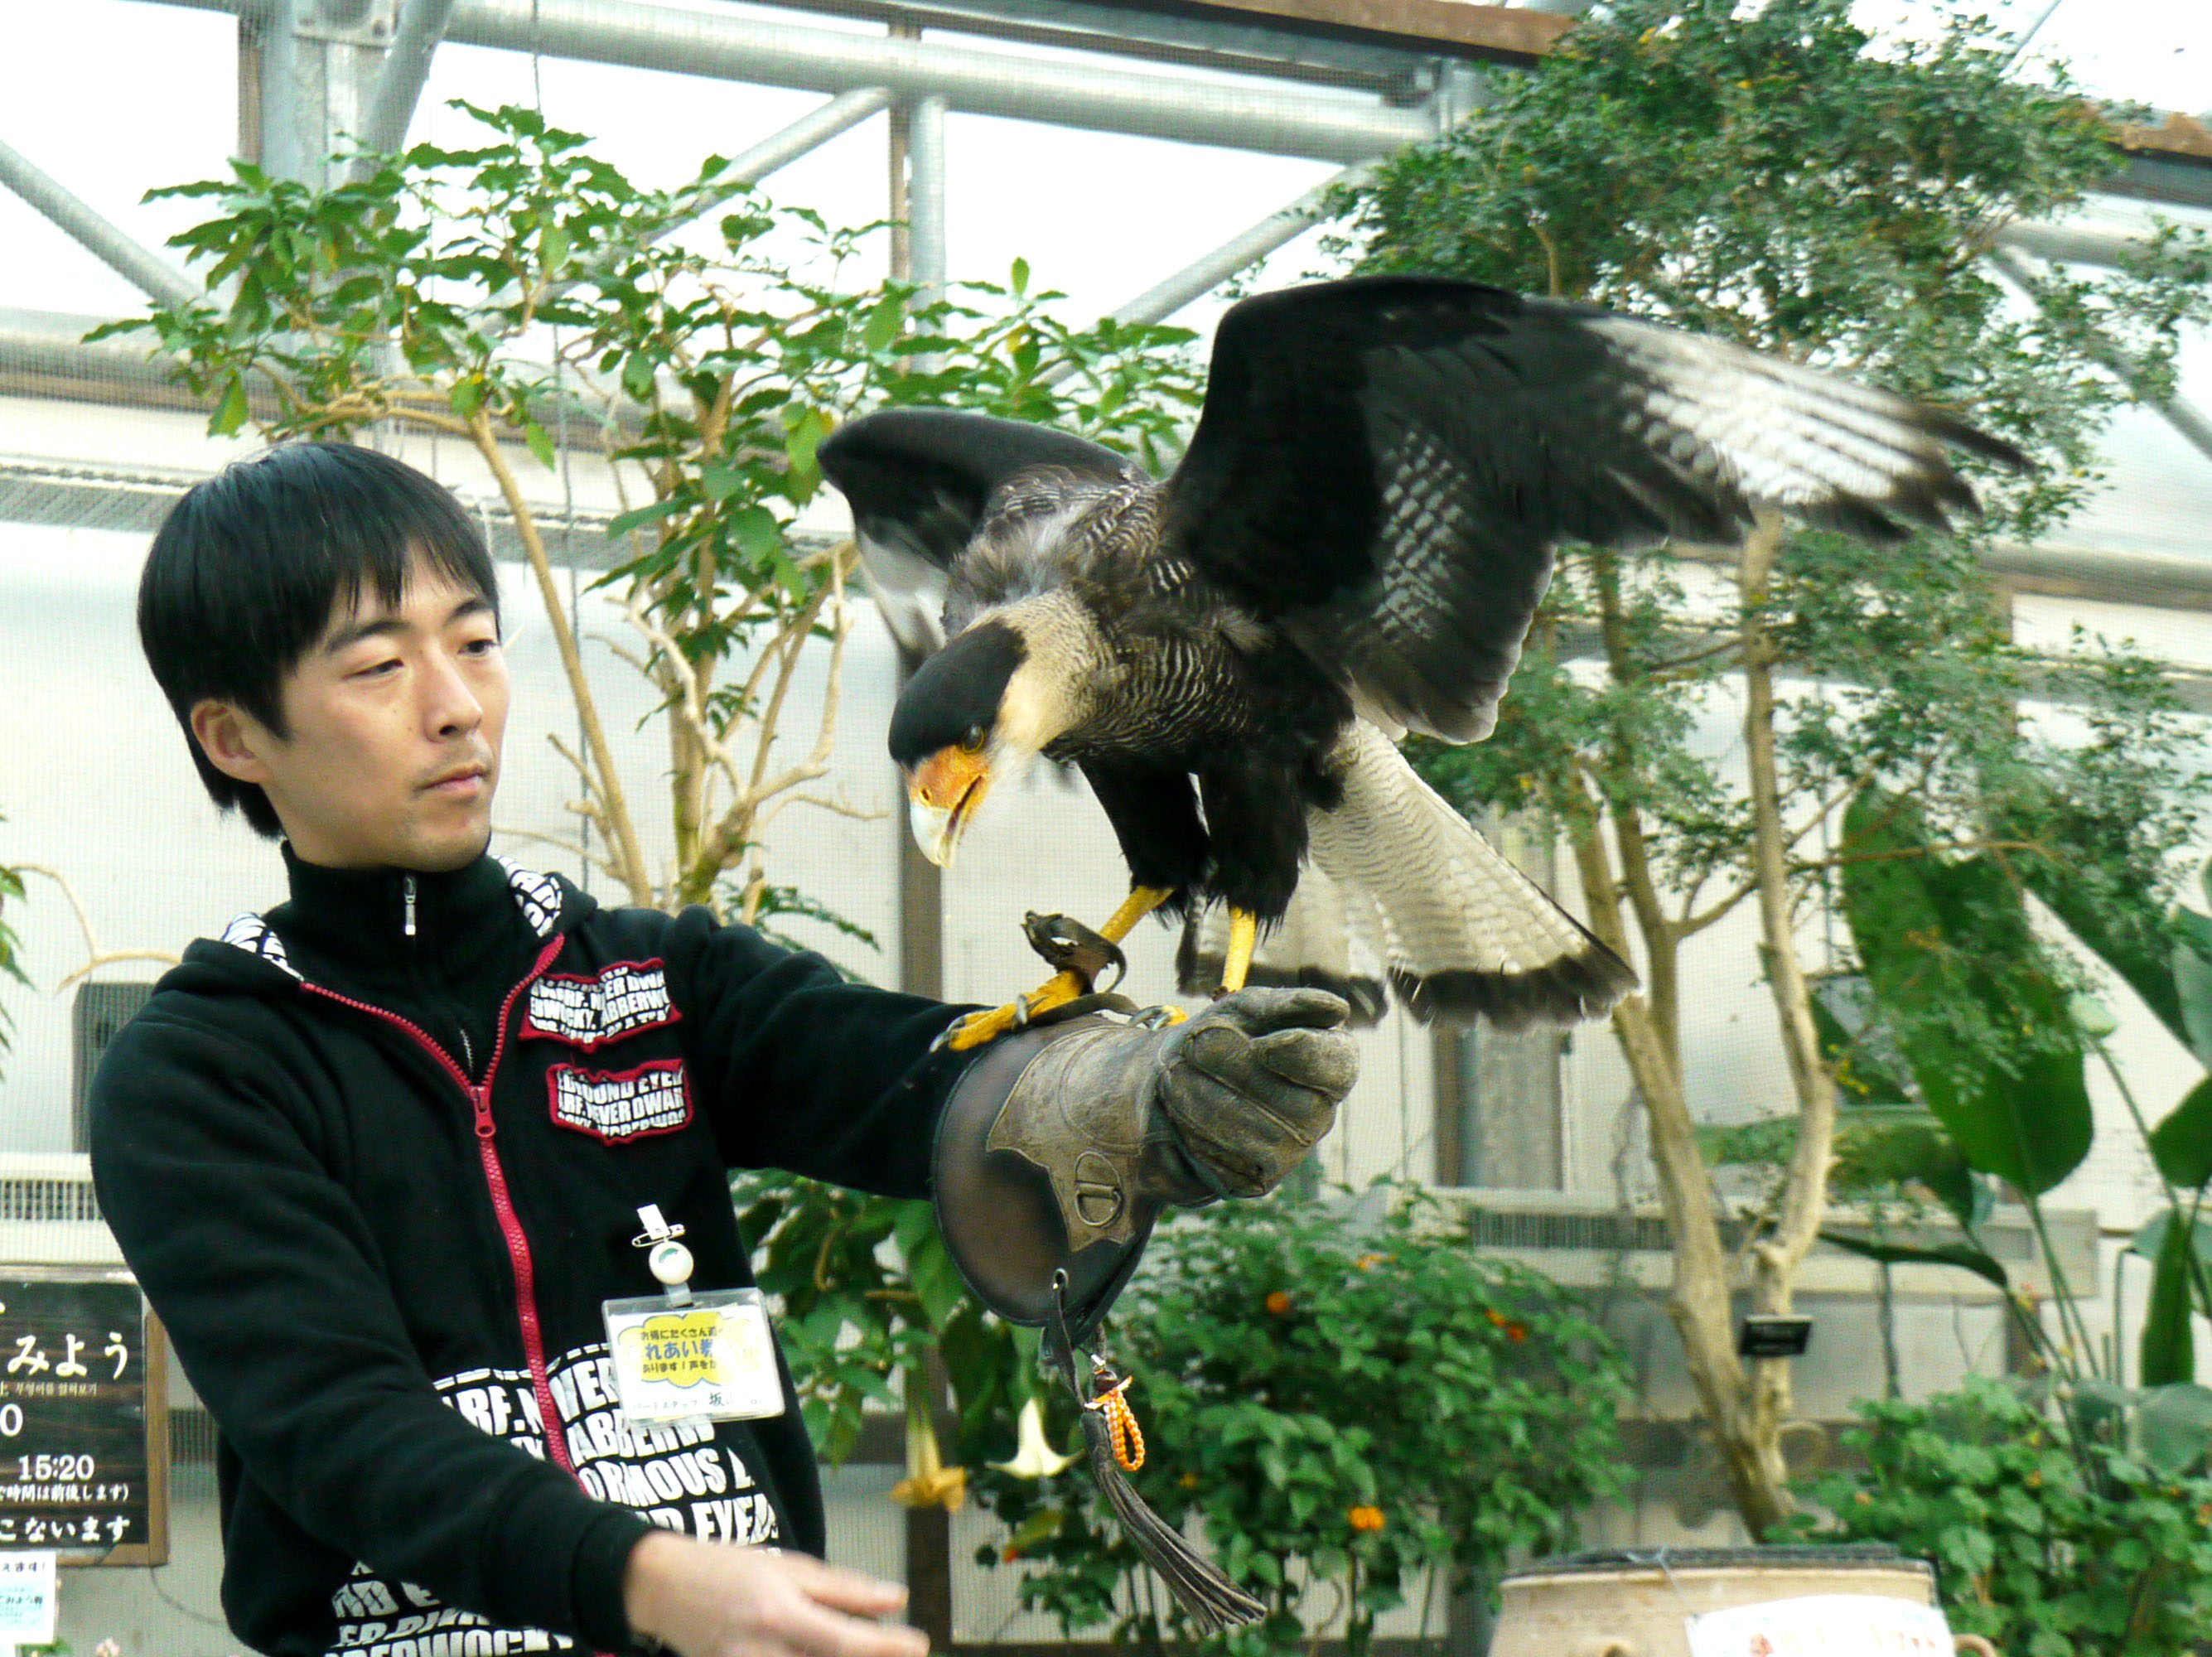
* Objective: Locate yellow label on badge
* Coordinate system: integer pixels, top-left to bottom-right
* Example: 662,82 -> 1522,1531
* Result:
602,1288 -> 785,1423
624,1310 -> 724,1388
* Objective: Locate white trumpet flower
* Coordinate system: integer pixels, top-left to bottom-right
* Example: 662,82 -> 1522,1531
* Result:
990,1397 -> 1078,1479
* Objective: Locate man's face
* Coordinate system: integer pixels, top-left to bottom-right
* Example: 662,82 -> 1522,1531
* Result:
193,560 -> 509,871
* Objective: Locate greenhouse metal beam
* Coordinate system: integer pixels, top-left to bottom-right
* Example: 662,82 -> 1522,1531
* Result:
0,138 -> 198,310
163,0 -> 1437,163
1990,247 -> 2212,475
360,0 -> 461,156
1108,162 -> 1371,326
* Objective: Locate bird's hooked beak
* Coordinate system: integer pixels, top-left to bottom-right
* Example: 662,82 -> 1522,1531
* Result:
906,742 -> 993,867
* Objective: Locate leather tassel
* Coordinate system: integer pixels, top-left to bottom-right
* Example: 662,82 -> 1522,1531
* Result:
1047,1272 -> 1267,1634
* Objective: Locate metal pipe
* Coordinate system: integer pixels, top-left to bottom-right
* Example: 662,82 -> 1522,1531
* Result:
1997,220 -> 2150,271
261,0 -> 307,181
1988,246 -> 2212,474
719,85 -> 892,193
1108,162 -> 1372,326
0,140 -> 199,310
360,0 -> 461,156
907,94 -> 948,308
368,0 -> 1427,162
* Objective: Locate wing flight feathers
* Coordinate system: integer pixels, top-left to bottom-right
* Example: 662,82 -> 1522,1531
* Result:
819,408 -> 1132,658
1165,276 -> 2028,744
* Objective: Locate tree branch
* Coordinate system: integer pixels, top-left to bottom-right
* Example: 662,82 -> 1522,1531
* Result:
470,408 -> 655,907
15,866 -> 182,991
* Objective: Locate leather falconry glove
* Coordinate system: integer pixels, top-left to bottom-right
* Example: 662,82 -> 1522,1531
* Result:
1013,986 -> 1355,1210
933,987 -> 1358,1349
930,987 -> 1357,1638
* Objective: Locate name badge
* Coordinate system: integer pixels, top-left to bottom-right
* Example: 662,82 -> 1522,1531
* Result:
601,1288 -> 785,1424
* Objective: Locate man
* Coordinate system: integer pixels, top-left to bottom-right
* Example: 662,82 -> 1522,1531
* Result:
90,442 -> 1356,1657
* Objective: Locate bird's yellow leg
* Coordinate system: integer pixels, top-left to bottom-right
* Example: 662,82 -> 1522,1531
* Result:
1216,909 -> 1258,997
941,887 -> 1176,1051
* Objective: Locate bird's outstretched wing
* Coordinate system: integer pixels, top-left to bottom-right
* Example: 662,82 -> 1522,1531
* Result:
1163,276 -> 2028,743
819,408 -> 1133,656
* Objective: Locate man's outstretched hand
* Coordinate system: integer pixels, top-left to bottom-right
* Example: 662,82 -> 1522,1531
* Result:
624,1530 -> 930,1657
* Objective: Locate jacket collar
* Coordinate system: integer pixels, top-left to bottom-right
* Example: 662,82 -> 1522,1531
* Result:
209,847 -> 575,989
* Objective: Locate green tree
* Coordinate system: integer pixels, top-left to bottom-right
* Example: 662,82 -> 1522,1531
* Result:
1343,0 -> 2212,1533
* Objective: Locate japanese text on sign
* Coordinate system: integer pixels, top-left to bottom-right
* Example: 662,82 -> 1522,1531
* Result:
0,1276 -> 157,1558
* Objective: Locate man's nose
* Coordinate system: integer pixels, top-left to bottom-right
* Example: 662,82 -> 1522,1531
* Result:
420,648 -> 484,739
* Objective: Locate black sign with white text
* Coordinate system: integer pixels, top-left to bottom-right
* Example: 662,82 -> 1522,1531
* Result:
0,1274 -> 165,1562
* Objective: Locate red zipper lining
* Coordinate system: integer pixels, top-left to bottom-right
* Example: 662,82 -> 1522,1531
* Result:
301,935 -> 576,1478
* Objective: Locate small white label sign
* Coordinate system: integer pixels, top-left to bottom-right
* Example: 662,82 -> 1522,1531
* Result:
0,1552 -> 56,1648
603,1289 -> 785,1423
1686,1593 -> 1953,1657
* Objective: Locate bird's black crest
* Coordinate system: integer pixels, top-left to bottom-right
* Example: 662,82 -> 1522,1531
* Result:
889,619 -> 1026,766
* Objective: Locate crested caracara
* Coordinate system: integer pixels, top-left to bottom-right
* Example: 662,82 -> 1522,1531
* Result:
819,276 -> 2026,1049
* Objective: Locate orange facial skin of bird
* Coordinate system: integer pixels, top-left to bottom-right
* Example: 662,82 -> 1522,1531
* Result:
906,741 -> 993,867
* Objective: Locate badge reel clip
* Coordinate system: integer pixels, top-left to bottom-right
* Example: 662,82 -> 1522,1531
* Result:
602,1204 -> 785,1428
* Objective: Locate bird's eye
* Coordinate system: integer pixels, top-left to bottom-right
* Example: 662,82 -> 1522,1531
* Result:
960,725 -> 988,753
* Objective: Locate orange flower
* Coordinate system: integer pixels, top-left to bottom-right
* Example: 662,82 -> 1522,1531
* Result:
1348,1505 -> 1385,1533
1484,1307 -> 1508,1328
1266,1291 -> 1292,1316
1002,1545 -> 1024,1563
1505,1321 -> 1529,1344
1355,1253 -> 1386,1271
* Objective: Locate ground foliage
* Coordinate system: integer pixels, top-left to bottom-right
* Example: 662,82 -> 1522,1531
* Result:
968,1186 -> 1631,1656
1794,1376 -> 2212,1657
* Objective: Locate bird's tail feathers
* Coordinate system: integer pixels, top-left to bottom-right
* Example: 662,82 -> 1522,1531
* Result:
1183,722 -> 1636,1029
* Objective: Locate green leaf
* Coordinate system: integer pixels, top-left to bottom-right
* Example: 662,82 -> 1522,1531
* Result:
1838,790 -> 2091,1196
2175,913 -> 2212,1067
606,496 -> 685,539
727,505 -> 782,563
862,297 -> 904,355
2137,1383 -> 2212,1474
698,458 -> 743,504
2150,1076 -> 2212,1191
2021,855 -> 2187,1049
523,421 -> 555,471
1819,1229 -> 2011,1292
210,374 -> 249,437
2142,1210 -> 2197,1387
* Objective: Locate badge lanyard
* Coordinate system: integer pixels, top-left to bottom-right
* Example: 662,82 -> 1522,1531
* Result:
602,1205 -> 785,1425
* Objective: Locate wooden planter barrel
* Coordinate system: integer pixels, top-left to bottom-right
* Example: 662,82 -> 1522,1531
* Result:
1488,1543 -> 1973,1657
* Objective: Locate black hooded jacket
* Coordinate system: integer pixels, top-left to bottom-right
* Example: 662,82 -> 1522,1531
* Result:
88,849 -> 976,1657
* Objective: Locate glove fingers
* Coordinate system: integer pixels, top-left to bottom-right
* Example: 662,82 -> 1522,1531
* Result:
1196,986 -> 1350,1036
1241,1026 -> 1360,1098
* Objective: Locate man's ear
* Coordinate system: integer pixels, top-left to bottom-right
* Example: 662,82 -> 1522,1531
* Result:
190,701 -> 277,785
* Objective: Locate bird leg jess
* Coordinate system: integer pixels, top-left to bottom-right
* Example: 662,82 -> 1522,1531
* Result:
940,885 -> 1175,1051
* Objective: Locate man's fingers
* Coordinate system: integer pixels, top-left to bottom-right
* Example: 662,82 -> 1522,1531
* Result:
772,1594 -> 930,1657
783,1556 -> 910,1618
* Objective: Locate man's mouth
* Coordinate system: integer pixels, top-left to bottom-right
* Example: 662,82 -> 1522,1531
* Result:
424,765 -> 490,799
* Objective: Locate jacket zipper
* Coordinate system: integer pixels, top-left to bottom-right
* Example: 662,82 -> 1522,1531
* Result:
301,935 -> 576,1476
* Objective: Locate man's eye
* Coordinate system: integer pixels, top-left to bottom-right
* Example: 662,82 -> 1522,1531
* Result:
351,659 -> 402,679
461,636 -> 501,657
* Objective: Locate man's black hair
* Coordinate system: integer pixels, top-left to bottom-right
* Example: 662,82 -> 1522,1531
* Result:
138,442 -> 500,838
